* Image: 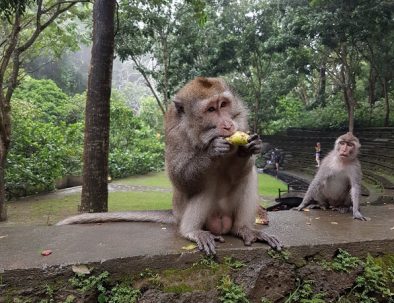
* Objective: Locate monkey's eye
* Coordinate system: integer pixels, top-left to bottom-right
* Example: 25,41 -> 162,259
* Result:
207,107 -> 216,112
220,102 -> 227,108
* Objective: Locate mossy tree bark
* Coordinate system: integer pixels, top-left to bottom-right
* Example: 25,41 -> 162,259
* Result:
80,0 -> 116,212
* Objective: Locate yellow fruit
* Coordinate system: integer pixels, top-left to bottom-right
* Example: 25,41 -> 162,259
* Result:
225,131 -> 250,146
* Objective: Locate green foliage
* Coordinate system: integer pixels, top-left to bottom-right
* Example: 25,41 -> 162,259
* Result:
69,271 -> 109,294
109,95 -> 164,178
12,76 -> 84,124
138,96 -> 164,133
69,272 -> 140,303
6,116 -> 79,197
321,249 -> 361,273
217,275 -> 249,303
266,95 -> 305,133
6,78 -> 85,198
223,257 -> 246,270
108,283 -> 140,303
267,249 -> 290,261
7,76 -> 164,198
352,255 -> 394,303
193,256 -> 220,270
285,279 -> 326,303
0,0 -> 34,18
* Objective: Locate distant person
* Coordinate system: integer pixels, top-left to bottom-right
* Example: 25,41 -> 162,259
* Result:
315,142 -> 321,167
272,148 -> 282,176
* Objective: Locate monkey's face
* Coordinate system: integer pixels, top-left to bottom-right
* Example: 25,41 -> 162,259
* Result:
335,133 -> 360,161
337,140 -> 356,159
192,92 -> 243,138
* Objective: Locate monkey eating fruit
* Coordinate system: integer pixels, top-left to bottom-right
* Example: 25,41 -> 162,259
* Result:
296,132 -> 367,221
57,77 -> 281,255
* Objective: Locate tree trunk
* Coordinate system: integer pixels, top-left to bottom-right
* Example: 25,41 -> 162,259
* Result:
0,115 -> 9,221
0,90 -> 12,221
80,0 -> 116,212
344,87 -> 355,133
383,78 -> 390,127
368,66 -> 377,125
316,64 -> 326,107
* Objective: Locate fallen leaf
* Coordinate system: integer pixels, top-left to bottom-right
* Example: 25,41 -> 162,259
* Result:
306,222 -> 311,225
41,249 -> 52,256
255,217 -> 268,225
303,209 -> 310,212
182,244 -> 197,250
390,227 -> 394,230
0,235 -> 8,239
161,227 -> 167,230
331,222 -> 339,225
72,264 -> 92,275
315,217 -> 320,220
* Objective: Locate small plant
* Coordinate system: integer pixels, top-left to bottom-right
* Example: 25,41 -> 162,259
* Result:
352,255 -> 394,303
108,283 -> 140,303
193,255 -> 220,269
139,268 -> 161,287
285,279 -> 326,303
217,275 -> 249,303
267,249 -> 290,261
223,257 -> 246,270
69,271 -> 109,302
260,297 -> 273,303
64,295 -> 76,303
321,249 -> 361,273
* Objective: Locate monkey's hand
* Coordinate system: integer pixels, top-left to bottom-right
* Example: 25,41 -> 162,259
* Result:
353,210 -> 368,221
237,226 -> 282,250
208,137 -> 232,157
188,230 -> 225,255
238,134 -> 263,157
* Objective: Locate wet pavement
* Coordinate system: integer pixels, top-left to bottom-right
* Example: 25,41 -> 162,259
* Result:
1,204 -> 394,271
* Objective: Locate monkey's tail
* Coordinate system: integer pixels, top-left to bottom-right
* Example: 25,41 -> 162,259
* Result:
56,210 -> 176,226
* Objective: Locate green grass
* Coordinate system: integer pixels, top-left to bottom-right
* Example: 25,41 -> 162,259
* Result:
114,171 -> 172,188
3,171 -> 285,226
117,171 -> 286,197
258,173 -> 287,197
109,191 -> 172,211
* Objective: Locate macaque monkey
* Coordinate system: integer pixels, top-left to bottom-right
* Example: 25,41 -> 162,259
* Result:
57,77 -> 281,255
296,132 -> 367,221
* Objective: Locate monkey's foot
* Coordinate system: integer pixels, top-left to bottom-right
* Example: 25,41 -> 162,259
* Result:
185,230 -> 225,255
353,211 -> 368,221
236,226 -> 282,251
332,207 -> 350,214
305,204 -> 323,210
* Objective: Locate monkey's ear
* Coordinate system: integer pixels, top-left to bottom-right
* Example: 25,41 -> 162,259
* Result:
173,99 -> 184,114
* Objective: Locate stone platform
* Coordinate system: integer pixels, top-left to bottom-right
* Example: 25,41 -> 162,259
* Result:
1,205 -> 394,302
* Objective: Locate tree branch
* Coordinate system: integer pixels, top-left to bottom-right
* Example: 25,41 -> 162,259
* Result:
0,10 -> 21,89
130,54 -> 166,115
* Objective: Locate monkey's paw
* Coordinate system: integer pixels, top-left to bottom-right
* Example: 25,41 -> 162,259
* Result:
237,226 -> 282,251
189,230 -> 225,255
209,137 -> 232,157
238,134 -> 263,156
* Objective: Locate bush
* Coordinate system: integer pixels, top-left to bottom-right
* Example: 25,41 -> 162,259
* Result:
6,78 -> 164,198
109,97 -> 164,178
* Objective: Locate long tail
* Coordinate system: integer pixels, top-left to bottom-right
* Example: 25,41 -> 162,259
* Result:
56,210 -> 176,225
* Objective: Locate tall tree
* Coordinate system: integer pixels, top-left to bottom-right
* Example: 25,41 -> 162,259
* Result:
80,0 -> 116,212
0,0 -> 87,221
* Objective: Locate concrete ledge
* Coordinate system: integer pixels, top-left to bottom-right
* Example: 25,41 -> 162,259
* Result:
1,205 -> 394,301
